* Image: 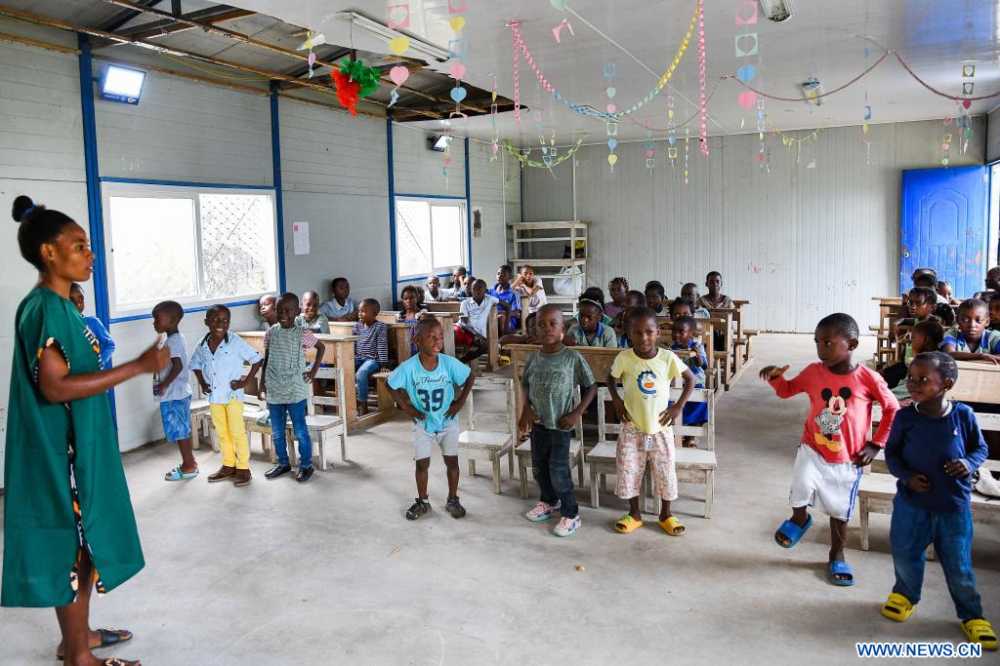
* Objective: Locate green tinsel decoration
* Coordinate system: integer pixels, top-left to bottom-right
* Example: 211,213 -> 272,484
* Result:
339,59 -> 381,98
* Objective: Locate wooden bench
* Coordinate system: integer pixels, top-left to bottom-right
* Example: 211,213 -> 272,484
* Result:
514,387 -> 585,500
377,311 -> 458,357
857,360 -> 1000,550
871,296 -> 904,370
588,386 -> 717,517
332,319 -> 416,365
658,317 -> 721,394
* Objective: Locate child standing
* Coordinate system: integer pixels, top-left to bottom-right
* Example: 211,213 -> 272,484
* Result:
296,290 -> 330,333
760,313 -> 899,586
259,294 -> 277,331
190,305 -> 263,487
511,264 -> 547,316
942,299 -> 1000,363
670,315 -> 709,447
565,298 -> 618,347
261,293 -> 326,483
152,300 -> 197,481
397,285 -> 428,356
608,307 -> 696,536
388,319 -> 476,520
488,265 -> 522,333
881,352 -> 996,651
519,305 -> 597,537
605,277 -> 629,320
69,282 -> 115,368
353,298 -> 389,416
320,277 -> 358,322
455,279 -> 498,364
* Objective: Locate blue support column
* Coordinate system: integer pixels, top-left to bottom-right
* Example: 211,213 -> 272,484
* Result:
464,137 -> 472,274
270,81 -> 287,292
386,116 -> 398,309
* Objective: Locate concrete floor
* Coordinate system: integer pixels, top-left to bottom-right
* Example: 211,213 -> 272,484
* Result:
2,334 -> 998,665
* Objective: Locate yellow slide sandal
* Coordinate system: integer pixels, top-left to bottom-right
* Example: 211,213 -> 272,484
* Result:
658,516 -> 685,536
880,593 -> 915,623
613,514 -> 643,534
962,619 -> 998,651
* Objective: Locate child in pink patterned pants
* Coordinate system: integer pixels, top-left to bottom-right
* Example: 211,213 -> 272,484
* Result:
607,307 -> 696,537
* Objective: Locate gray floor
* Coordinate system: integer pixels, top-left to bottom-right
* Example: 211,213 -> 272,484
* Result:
2,334 -> 998,665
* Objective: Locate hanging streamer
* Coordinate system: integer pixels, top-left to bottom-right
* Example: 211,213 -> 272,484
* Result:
768,120 -> 830,164
490,76 -> 500,161
502,137 -> 585,168
697,0 -> 708,156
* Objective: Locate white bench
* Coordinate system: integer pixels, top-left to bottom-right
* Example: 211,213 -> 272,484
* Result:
514,387 -> 585,500
459,374 -> 516,494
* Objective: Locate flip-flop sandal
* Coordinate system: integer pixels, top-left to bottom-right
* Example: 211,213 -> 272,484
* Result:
164,467 -> 199,481
881,593 -> 915,622
658,516 -> 685,536
774,514 -> 813,549
962,619 -> 998,651
57,629 -> 133,660
613,514 -> 643,534
828,560 -> 855,587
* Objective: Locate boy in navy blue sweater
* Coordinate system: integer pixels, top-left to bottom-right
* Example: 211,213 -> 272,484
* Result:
882,351 -> 995,651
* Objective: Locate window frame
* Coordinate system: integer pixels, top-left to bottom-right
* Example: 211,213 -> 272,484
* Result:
393,195 -> 468,283
100,180 -> 279,321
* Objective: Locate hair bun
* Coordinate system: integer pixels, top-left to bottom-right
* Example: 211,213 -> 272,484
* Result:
12,195 -> 37,223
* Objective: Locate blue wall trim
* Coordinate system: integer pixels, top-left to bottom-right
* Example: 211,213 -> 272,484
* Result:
78,35 -> 116,421
110,298 -> 260,324
99,177 -> 274,191
269,82 -> 287,293
394,193 -> 466,200
386,116 -> 399,309
464,137 -> 473,275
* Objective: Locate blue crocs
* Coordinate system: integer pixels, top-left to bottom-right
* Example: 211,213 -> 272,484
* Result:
774,514 -> 813,548
828,560 -> 855,587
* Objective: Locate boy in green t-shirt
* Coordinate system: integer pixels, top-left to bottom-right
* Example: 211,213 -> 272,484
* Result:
518,305 -> 597,537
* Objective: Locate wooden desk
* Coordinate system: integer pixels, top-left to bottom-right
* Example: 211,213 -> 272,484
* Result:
507,344 -> 620,415
332,319 -> 416,364
238,331 -> 363,430
384,311 -> 459,358
872,296 -> 904,370
438,304 -> 500,371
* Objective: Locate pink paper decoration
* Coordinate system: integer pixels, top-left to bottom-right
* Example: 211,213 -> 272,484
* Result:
697,0 -> 708,156
738,90 -> 757,109
390,65 -> 410,87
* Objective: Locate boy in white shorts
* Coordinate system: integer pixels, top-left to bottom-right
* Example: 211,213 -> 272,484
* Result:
388,319 -> 476,520
760,313 -> 899,586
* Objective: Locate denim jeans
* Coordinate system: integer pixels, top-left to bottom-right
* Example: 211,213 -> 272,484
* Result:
355,358 -> 380,403
890,494 -> 983,621
268,400 -> 312,469
530,425 -> 578,518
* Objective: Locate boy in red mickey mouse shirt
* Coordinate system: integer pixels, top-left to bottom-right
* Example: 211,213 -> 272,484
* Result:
760,313 -> 899,587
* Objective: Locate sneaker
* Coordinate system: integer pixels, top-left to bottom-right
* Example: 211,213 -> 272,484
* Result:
553,515 -> 582,537
406,498 -> 430,520
525,500 -> 561,522
445,495 -> 467,518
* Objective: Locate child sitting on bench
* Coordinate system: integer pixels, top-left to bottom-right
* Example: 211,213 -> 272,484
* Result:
671,315 -> 709,448
882,319 -> 945,402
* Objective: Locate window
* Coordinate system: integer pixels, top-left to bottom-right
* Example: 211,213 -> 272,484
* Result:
395,197 -> 467,281
102,182 -> 278,318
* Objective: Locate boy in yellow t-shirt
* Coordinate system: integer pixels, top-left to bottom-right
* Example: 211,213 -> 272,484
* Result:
607,307 -> 696,536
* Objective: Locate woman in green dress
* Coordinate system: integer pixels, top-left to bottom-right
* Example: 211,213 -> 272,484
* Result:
3,196 -> 169,666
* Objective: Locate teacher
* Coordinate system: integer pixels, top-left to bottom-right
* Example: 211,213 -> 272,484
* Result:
3,196 -> 168,666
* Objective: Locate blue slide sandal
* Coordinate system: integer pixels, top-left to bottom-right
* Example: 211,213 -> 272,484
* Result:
774,514 -> 813,548
829,560 -> 855,587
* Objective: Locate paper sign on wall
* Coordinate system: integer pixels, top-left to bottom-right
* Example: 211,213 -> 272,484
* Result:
293,222 -> 310,255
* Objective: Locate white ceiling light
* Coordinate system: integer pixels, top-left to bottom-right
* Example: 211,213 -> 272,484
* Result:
333,12 -> 450,62
759,0 -> 793,22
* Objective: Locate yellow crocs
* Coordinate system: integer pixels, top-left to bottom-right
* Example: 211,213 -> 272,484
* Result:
880,593 -> 915,623
961,619 -> 998,651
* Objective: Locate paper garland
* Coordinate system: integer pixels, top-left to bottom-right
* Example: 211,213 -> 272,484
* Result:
697,0 -> 708,156
502,137 -> 585,168
767,120 -> 830,164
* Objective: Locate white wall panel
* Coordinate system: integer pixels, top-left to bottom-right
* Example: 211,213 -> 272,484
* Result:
392,123 -> 466,197
468,140 -> 520,277
280,97 -> 391,306
525,118 -> 987,332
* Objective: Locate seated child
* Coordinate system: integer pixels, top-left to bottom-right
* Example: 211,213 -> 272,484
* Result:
388,319 -> 476,521
644,280 -> 667,316
565,298 -> 618,347
397,285 -> 428,356
455,279 -> 497,363
607,307 -> 696,536
152,300 -> 197,481
973,266 -> 1000,302
259,294 -> 277,331
190,304 -> 263,487
670,315 -> 709,447
580,287 -> 613,326
616,290 -> 647,347
353,298 -> 389,416
937,279 -> 960,307
904,271 -> 955,326
453,274 -> 476,300
881,352 -> 996,651
760,313 -> 899,586
261,293 -> 325,483
489,265 -> 522,332
511,264 -> 547,316
680,284 -> 711,319
669,298 -> 705,337
990,292 -> 1000,332
424,275 -> 452,302
450,266 -> 468,294
890,286 -> 937,347
882,319 -> 945,401
519,305 -> 597,537
605,277 -> 629,320
499,312 -> 538,346
697,271 -> 735,310
320,277 -> 358,322
69,282 -> 115,368
296,290 -> 330,333
942,299 -> 1000,363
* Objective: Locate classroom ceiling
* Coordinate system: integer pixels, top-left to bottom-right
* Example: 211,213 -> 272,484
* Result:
6,1 -> 999,145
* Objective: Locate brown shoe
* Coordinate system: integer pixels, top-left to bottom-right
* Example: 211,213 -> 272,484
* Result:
208,465 -> 237,483
233,469 -> 252,487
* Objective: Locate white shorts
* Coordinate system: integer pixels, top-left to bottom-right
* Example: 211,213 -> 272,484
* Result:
412,420 -> 459,460
789,444 -> 864,522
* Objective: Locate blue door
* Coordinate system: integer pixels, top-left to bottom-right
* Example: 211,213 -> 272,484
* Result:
900,166 -> 989,298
